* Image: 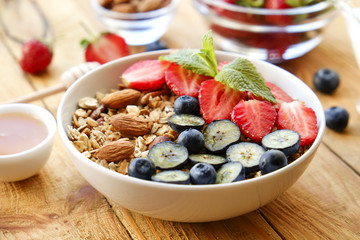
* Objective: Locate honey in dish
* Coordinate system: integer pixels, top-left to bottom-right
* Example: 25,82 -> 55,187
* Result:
0,113 -> 48,155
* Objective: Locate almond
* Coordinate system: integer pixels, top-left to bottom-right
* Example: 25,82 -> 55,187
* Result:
101,89 -> 141,109
110,114 -> 153,136
95,139 -> 134,162
148,135 -> 171,149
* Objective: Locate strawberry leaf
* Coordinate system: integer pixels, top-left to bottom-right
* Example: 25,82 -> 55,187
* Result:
159,31 -> 218,77
215,58 -> 276,103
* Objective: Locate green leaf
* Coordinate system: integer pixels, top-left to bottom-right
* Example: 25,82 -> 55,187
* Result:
215,58 -> 276,103
159,31 -> 218,77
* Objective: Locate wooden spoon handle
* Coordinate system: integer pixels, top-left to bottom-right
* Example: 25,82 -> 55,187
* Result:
4,83 -> 66,104
4,62 -> 100,104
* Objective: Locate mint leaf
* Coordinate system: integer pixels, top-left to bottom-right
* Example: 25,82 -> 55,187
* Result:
215,58 -> 276,103
159,31 -> 217,77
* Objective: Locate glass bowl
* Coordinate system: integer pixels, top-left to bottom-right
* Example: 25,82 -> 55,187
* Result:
193,0 -> 337,63
90,0 -> 180,46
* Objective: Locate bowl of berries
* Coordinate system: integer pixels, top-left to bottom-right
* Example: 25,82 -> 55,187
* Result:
90,0 -> 180,46
57,32 -> 325,222
192,0 -> 337,63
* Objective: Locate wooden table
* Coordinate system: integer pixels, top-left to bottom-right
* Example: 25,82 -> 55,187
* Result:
1,0 -> 360,239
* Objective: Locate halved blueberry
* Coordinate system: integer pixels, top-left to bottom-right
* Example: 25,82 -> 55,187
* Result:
189,162 -> 217,185
148,141 -> 188,170
259,150 -> 288,174
168,114 -> 205,133
226,142 -> 265,173
174,95 -> 200,115
128,158 -> 156,180
189,154 -> 227,169
203,120 -> 241,153
177,128 -> 205,154
151,170 -> 190,184
216,162 -> 245,184
262,129 -> 300,156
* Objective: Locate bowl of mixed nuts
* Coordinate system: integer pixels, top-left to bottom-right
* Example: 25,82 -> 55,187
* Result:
91,0 -> 180,46
57,33 -> 325,222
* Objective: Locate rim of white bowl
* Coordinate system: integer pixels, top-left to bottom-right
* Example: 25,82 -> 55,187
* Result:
57,50 -> 325,191
91,0 -> 180,20
196,0 -> 334,15
0,103 -> 57,160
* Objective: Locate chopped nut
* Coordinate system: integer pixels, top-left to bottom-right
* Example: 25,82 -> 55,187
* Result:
79,97 -> 98,110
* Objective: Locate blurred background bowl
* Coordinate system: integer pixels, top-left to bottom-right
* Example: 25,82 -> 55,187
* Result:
193,0 -> 337,63
91,0 -> 180,46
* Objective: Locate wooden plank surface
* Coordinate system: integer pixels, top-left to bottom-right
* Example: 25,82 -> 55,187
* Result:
1,0 -> 360,239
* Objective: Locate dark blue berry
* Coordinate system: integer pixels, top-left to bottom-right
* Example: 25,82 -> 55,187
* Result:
177,129 -> 205,154
189,163 -> 216,184
174,95 -> 200,115
145,40 -> 168,52
128,158 -> 156,180
325,106 -> 349,132
313,68 -> 340,94
259,150 -> 288,175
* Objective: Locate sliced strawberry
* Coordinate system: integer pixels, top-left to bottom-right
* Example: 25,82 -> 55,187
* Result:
217,61 -> 229,72
199,80 -> 247,123
231,100 -> 277,142
276,101 -> 318,146
165,63 -> 211,98
248,81 -> 294,109
82,33 -> 130,64
122,60 -> 170,91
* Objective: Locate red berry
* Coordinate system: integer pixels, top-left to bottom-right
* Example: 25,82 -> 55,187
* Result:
265,0 -> 293,25
82,33 -> 130,64
276,101 -> 318,146
199,79 -> 247,124
122,60 -> 170,91
231,99 -> 277,142
20,39 -> 52,74
165,63 -> 211,98
248,82 -> 294,110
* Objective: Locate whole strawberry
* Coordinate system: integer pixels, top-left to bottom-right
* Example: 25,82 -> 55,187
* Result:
81,32 -> 130,64
20,39 -> 53,74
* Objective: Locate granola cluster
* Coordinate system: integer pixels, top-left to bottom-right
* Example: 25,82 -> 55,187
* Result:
67,85 -> 178,175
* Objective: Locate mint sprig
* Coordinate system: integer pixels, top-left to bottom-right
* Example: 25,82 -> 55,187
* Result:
159,31 -> 218,77
159,30 -> 276,103
215,58 -> 276,103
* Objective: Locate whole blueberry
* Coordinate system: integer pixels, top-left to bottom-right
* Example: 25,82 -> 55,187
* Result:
189,163 -> 216,184
325,106 -> 349,132
174,95 -> 200,115
177,129 -> 205,154
128,158 -> 156,180
259,150 -> 288,175
313,68 -> 340,94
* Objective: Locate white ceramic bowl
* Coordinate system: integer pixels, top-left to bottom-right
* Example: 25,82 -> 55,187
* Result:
57,50 -> 325,222
0,104 -> 57,182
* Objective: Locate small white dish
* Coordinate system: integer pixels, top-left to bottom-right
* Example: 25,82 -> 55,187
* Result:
0,103 -> 57,182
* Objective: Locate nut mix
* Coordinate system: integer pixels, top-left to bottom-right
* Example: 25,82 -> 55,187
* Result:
99,0 -> 171,13
67,85 -> 178,174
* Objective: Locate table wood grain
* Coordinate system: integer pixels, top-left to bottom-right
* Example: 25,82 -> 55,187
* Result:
1,0 -> 360,239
